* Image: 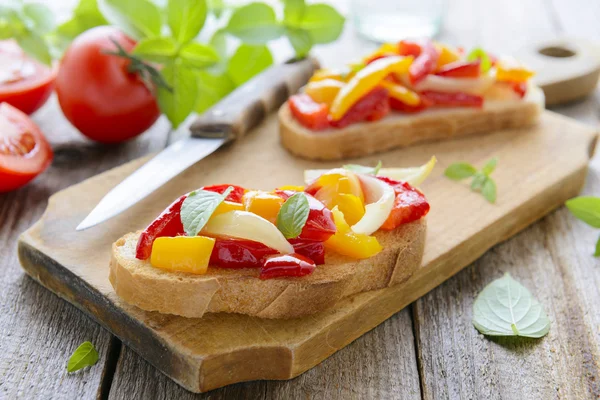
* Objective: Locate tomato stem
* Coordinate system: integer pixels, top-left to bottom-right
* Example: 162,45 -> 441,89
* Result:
102,38 -> 173,93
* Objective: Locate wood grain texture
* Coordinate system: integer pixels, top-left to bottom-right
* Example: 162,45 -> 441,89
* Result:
0,97 -> 170,399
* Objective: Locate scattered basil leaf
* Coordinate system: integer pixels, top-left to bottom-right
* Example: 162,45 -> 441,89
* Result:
444,162 -> 477,180
98,0 -> 162,39
22,3 -> 55,35
481,157 -> 497,176
276,192 -> 310,239
67,341 -> 99,372
481,178 -> 497,203
168,0 -> 207,44
595,235 -> 600,257
179,42 -> 219,69
195,70 -> 235,113
56,0 -> 108,41
16,32 -> 52,65
298,4 -> 344,44
473,273 -> 551,338
565,196 -> 600,228
470,172 -> 486,191
181,187 -> 233,236
157,61 -> 199,128
207,0 -> 226,18
344,161 -> 382,175
283,0 -> 305,25
285,27 -> 312,58
467,47 -> 491,73
132,37 -> 178,63
226,2 -> 284,45
227,44 -> 273,86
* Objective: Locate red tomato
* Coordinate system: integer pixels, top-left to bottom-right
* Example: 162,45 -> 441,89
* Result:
398,40 -> 422,57
389,97 -> 430,113
0,103 -> 53,192
511,82 -> 528,98
409,40 -> 439,84
201,184 -> 246,203
276,190 -> 337,242
289,238 -> 325,265
136,194 -> 187,260
260,253 -> 316,279
376,176 -> 430,230
288,94 -> 330,130
210,239 -> 278,268
0,40 -> 55,115
330,87 -> 390,129
56,26 -> 160,143
435,61 -> 481,78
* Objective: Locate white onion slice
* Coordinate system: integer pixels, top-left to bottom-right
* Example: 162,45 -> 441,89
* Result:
413,73 -> 495,95
350,174 -> 395,235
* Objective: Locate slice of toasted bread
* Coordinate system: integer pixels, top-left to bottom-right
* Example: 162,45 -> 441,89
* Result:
279,86 -> 544,160
109,218 -> 426,319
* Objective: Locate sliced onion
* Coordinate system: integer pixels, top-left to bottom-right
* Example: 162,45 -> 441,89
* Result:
202,211 -> 293,254
350,174 -> 395,235
403,72 -> 495,95
377,156 -> 437,187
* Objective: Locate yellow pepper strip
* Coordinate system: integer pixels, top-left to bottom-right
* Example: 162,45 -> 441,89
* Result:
304,79 -> 345,106
325,207 -> 381,259
362,43 -> 399,64
309,65 -> 362,83
335,193 -> 365,225
316,172 -> 364,202
277,185 -> 305,192
496,58 -> 535,82
379,80 -> 421,106
435,43 -> 461,70
213,200 -> 244,216
242,190 -> 284,224
329,56 -> 413,121
150,236 -> 215,274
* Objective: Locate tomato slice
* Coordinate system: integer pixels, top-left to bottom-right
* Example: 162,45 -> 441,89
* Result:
288,238 -> 325,265
329,87 -> 390,129
435,61 -> 481,78
0,103 -> 53,192
288,94 -> 330,130
409,40 -> 439,84
0,41 -> 55,115
276,190 -> 337,242
260,253 -> 316,279
376,176 -> 430,230
210,238 -> 278,268
201,184 -> 246,203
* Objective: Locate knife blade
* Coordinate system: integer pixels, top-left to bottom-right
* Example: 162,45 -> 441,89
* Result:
76,57 -> 319,231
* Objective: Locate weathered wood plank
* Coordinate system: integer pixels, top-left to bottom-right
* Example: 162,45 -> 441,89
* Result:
0,97 -> 170,399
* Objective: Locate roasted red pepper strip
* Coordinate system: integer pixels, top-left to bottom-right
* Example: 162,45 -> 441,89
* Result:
398,40 -> 422,57
288,238 -> 325,264
276,190 -> 337,242
202,184 -> 246,203
435,61 -> 481,78
409,40 -> 439,84
329,87 -> 390,129
288,93 -> 330,130
210,238 -> 278,268
135,194 -> 187,260
260,253 -> 316,279
376,176 -> 430,230
511,81 -> 527,98
420,90 -> 484,108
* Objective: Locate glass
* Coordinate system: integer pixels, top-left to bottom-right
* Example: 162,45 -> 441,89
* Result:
351,0 -> 447,43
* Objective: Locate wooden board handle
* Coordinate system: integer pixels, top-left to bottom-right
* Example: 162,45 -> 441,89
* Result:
189,57 -> 320,141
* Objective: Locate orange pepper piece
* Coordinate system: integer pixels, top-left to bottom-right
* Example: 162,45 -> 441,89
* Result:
496,58 -> 535,82
435,43 -> 461,70
242,190 -> 284,224
325,207 -> 381,259
379,80 -> 421,106
304,79 -> 345,106
150,236 -> 215,274
213,200 -> 244,216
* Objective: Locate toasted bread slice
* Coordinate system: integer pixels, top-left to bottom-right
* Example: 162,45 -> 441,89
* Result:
109,218 -> 426,319
279,86 -> 544,160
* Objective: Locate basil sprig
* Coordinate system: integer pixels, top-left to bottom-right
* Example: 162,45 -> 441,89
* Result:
566,196 -> 600,256
467,47 -> 492,73
181,187 -> 233,236
445,157 -> 498,203
344,161 -> 382,175
67,341 -> 99,372
276,192 -> 310,239
473,273 -> 550,338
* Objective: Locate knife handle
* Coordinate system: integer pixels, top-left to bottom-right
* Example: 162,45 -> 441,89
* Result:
189,57 -> 320,141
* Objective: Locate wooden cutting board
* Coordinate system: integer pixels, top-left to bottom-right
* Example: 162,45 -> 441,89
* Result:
18,110 -> 597,393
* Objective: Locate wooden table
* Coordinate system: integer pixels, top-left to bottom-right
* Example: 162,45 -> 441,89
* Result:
2,0 -> 599,398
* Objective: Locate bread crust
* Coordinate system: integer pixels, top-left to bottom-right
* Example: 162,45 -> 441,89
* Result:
109,218 -> 426,319
279,88 -> 544,160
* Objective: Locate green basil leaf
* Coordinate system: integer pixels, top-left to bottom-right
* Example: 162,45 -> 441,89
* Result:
298,4 -> 344,44
16,32 -> 51,65
286,27 -> 311,58
481,178 -> 497,203
132,37 -> 178,63
168,0 -> 207,44
565,196 -> 600,228
56,0 -> 108,40
444,162 -> 477,180
481,157 -> 497,176
595,235 -> 600,257
207,0 -> 225,18
226,2 -> 284,45
181,187 -> 233,236
22,3 -> 55,35
157,61 -> 199,128
207,29 -> 228,73
195,70 -> 235,113
180,42 -> 219,69
473,273 -> 550,338
67,341 -> 99,372
467,47 -> 491,73
227,44 -> 273,86
276,192 -> 310,239
344,161 -> 382,175
283,0 -> 305,25
99,0 -> 162,39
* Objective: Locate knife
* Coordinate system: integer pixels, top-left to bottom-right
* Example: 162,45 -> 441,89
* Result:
76,57 -> 319,231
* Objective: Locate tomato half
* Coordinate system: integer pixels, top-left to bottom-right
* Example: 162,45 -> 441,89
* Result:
0,40 -> 55,115
56,26 -> 160,143
0,103 -> 53,192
